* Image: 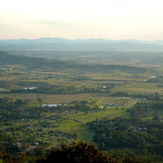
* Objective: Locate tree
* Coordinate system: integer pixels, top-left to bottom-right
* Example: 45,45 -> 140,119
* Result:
36,141 -> 114,163
37,98 -> 42,105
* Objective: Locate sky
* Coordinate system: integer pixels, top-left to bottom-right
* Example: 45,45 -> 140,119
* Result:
0,0 -> 163,40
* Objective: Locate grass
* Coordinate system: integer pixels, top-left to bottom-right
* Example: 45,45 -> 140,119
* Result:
112,82 -> 163,94
54,120 -> 94,143
38,106 -> 130,143
0,92 -> 99,103
48,106 -> 130,143
96,96 -> 138,106
42,93 -> 98,104
50,107 -> 129,142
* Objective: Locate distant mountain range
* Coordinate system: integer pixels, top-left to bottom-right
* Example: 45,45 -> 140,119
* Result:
1,38 -> 163,51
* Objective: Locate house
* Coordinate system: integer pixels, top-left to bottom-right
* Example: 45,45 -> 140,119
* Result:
41,104 -> 62,107
23,87 -> 37,90
34,142 -> 39,146
108,104 -> 117,106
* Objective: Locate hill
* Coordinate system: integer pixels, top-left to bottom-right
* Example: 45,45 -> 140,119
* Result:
1,38 -> 163,51
0,51 -> 147,74
0,51 -> 46,65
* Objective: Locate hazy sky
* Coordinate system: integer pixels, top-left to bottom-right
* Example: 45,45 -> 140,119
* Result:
1,0 -> 163,40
